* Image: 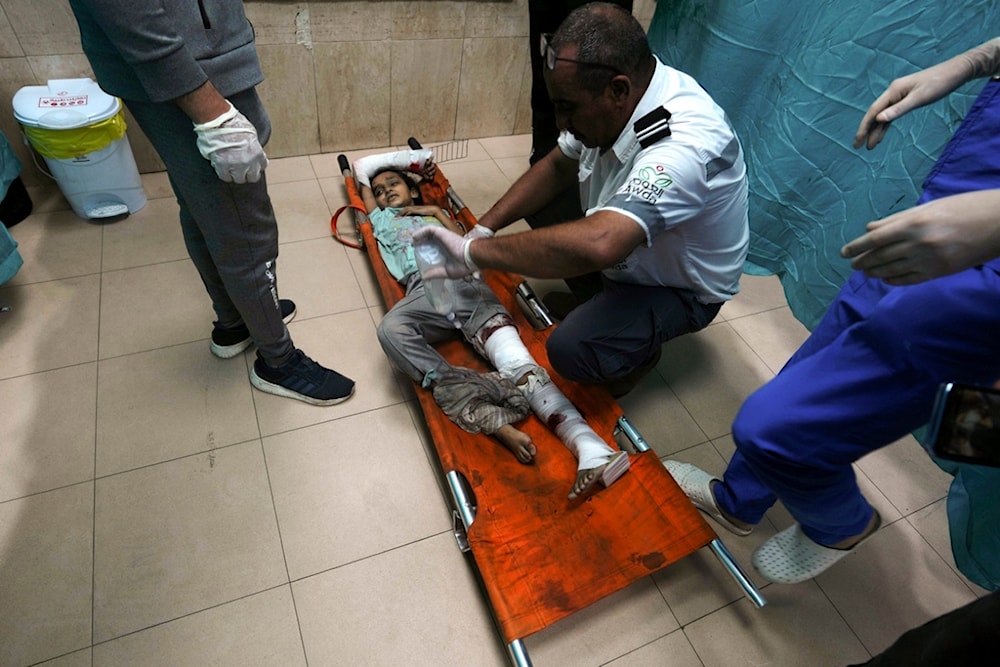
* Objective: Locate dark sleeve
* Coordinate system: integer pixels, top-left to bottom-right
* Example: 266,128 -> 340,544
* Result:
71,0 -> 208,102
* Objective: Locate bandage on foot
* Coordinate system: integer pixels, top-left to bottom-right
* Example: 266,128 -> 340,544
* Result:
568,450 -> 630,501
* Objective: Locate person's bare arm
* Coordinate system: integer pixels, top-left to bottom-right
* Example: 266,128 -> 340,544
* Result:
414,207 -> 646,280
398,205 -> 463,235
175,80 -> 231,124
471,209 -> 644,277
360,184 -> 378,213
475,147 -> 580,233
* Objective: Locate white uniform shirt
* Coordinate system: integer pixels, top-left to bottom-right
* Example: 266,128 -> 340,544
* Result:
558,57 -> 749,303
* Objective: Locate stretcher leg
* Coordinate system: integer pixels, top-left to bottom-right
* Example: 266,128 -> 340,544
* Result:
614,416 -> 767,608
507,640 -> 532,667
514,281 -> 554,330
448,469 -> 535,666
614,415 -> 649,453
447,470 -> 476,552
709,538 -> 767,608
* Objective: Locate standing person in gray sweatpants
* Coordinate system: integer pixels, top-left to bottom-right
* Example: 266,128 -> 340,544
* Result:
68,0 -> 354,406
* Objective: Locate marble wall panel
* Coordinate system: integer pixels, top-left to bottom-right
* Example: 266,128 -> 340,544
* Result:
308,1 -> 392,43
244,2 -> 308,46
392,1 -> 466,41
390,38 -> 463,146
0,6 -> 24,58
315,41 -> 391,152
464,0 -> 527,39
25,52 -> 92,82
257,44 -> 321,158
3,0 -> 81,56
513,53 -> 532,136
455,37 -> 526,139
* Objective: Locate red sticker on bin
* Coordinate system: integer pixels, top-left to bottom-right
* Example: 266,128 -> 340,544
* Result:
38,96 -> 88,108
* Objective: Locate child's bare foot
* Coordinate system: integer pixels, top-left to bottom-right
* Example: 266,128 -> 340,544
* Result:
568,451 -> 630,501
495,424 -> 536,464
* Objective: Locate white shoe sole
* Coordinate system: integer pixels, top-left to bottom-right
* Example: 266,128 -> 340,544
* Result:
664,460 -> 753,536
752,513 -> 881,584
249,366 -> 354,406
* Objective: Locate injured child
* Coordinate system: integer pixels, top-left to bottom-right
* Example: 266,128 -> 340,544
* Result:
354,150 -> 629,500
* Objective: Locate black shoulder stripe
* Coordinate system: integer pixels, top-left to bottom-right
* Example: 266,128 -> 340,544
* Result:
634,106 -> 671,148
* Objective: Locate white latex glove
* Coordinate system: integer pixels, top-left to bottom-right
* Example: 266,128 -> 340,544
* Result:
463,224 -> 495,241
353,149 -> 434,188
854,37 -> 1000,150
840,189 -> 1000,285
193,102 -> 268,184
413,225 -> 477,278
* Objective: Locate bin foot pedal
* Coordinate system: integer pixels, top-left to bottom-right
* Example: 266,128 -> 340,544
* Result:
87,202 -> 129,218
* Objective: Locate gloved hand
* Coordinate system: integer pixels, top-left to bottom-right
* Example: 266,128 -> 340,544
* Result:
854,38 -> 1000,150
464,224 -> 495,241
413,225 -> 478,279
841,189 -> 1000,285
193,102 -> 268,184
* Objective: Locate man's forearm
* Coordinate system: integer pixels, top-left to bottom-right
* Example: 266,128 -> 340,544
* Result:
175,80 -> 231,124
477,147 -> 578,231
471,210 -> 644,278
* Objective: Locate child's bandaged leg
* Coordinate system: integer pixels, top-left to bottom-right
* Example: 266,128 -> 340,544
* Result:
523,378 -> 626,468
481,323 -> 626,475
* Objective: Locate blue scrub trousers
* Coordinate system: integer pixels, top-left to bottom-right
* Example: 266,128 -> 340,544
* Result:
714,79 -> 1000,545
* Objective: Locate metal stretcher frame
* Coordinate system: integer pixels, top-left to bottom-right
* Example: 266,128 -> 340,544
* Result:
332,141 -> 765,666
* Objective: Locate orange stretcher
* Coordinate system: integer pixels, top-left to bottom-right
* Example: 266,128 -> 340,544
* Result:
332,140 -> 765,666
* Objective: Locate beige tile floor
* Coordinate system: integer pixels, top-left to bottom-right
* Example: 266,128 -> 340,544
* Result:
0,134 -> 988,667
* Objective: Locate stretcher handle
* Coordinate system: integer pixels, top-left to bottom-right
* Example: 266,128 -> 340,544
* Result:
331,153 -> 367,249
407,137 -> 423,149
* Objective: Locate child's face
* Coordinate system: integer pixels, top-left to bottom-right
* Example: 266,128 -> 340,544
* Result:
371,171 -> 418,209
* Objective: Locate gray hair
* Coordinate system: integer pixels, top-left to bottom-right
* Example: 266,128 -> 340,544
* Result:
551,2 -> 654,94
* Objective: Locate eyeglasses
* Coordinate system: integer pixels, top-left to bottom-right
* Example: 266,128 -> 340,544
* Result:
539,33 -> 623,75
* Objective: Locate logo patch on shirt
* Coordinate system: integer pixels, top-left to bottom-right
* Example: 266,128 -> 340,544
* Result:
624,165 -> 673,203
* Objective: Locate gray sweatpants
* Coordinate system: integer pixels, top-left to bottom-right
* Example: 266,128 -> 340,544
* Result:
124,88 -> 294,364
376,276 -> 509,386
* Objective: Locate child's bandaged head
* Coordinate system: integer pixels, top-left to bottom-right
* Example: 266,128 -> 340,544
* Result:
353,149 -> 433,188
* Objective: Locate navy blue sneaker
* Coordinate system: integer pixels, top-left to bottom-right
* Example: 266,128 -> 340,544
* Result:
250,349 -> 355,405
211,299 -> 297,359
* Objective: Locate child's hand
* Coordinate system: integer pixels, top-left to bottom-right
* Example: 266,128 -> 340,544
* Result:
398,205 -> 463,236
397,205 -> 445,219
421,158 -> 437,181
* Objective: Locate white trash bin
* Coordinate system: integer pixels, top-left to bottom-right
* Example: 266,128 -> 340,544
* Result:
13,78 -> 146,220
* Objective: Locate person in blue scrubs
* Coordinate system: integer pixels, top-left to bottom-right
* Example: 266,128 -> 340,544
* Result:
665,37 -> 1000,584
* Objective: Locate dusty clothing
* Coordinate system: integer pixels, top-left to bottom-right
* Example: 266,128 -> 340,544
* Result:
431,367 -> 531,435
